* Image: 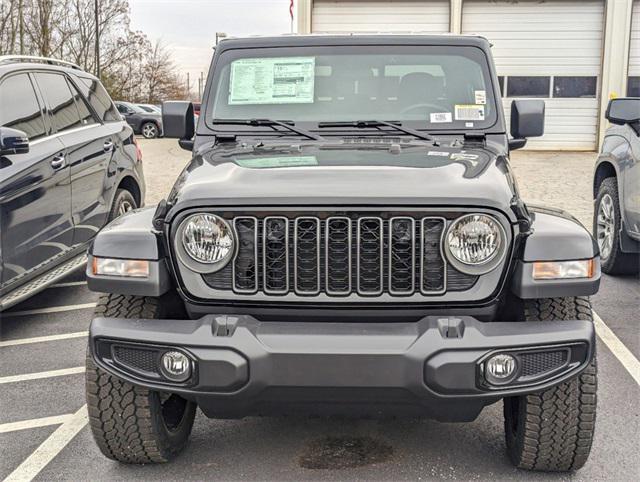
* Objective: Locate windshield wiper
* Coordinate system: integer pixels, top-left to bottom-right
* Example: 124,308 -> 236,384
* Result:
318,120 -> 436,143
212,118 -> 324,141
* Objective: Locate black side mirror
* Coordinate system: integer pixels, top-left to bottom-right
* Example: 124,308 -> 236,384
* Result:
162,101 -> 195,151
0,127 -> 29,156
606,98 -> 640,126
509,100 -> 545,150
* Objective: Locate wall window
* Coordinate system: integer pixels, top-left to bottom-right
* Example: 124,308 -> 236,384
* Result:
628,77 -> 640,97
553,76 -> 597,98
506,77 -> 550,98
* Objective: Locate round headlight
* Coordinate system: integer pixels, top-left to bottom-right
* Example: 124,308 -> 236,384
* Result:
179,213 -> 234,270
445,214 -> 506,274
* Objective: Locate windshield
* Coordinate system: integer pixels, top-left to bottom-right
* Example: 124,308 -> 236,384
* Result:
210,45 -> 498,130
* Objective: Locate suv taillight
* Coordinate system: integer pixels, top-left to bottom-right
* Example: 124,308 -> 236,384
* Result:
133,136 -> 143,162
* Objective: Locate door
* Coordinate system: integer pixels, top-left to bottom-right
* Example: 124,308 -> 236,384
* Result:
462,0 -> 605,150
33,72 -> 114,248
312,0 -> 450,33
0,72 -> 72,290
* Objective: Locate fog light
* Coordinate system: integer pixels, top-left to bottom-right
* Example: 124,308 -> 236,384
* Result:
160,351 -> 191,382
485,353 -> 518,385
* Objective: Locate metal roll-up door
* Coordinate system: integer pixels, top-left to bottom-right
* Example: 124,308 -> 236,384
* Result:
312,0 -> 450,34
463,0 -> 605,150
629,1 -> 640,96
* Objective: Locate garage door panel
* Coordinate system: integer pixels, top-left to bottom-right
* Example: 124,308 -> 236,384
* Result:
312,0 -> 449,33
630,1 -> 640,76
465,0 -> 604,150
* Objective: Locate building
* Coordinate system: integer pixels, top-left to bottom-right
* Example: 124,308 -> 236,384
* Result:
295,0 -> 640,150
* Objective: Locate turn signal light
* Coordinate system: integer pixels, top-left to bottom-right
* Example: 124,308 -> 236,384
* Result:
532,259 -> 595,280
92,257 -> 149,278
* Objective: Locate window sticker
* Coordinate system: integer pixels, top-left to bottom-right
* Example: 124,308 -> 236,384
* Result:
450,152 -> 479,161
430,112 -> 452,123
465,122 -> 474,128
474,90 -> 487,105
229,57 -> 315,105
455,104 -> 485,121
235,156 -> 318,168
428,151 -> 451,157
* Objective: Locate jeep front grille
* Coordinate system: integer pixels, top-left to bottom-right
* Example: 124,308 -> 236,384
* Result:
203,214 -> 478,297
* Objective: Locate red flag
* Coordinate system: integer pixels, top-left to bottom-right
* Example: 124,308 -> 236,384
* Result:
289,0 -> 294,20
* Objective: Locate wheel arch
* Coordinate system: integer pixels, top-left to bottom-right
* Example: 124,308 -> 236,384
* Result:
117,175 -> 142,207
593,160 -> 618,198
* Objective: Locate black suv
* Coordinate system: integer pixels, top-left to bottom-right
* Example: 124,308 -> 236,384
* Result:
115,101 -> 163,139
0,56 -> 145,311
85,36 -> 599,471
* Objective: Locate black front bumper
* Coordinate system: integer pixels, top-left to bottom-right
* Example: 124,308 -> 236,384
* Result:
89,315 -> 595,422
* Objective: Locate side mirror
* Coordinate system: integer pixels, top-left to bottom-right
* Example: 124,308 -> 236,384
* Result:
509,100 -> 545,150
606,98 -> 640,126
162,101 -> 195,151
0,127 -> 29,156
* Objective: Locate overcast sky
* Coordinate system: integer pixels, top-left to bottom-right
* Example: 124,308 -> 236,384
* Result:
129,0 -> 293,95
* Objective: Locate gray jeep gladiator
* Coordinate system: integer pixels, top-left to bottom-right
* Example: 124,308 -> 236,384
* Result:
85,35 -> 600,471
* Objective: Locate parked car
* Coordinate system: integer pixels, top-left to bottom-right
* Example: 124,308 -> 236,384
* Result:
114,101 -> 163,138
85,35 -> 600,472
0,55 -> 145,311
137,103 -> 161,114
593,97 -> 640,275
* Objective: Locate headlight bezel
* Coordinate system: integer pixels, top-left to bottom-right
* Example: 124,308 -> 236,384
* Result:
175,213 -> 236,274
443,213 -> 508,276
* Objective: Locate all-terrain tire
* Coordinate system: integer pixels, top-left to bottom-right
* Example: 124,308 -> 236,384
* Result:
108,188 -> 137,222
594,177 -> 640,275
86,294 -> 196,463
504,296 -> 597,472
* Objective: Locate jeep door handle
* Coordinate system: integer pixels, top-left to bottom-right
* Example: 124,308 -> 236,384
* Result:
50,153 -> 66,170
103,140 -> 114,152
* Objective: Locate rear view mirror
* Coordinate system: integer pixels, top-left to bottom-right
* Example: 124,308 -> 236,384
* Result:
0,127 -> 29,156
162,101 -> 194,150
510,99 -> 545,140
606,98 -> 640,126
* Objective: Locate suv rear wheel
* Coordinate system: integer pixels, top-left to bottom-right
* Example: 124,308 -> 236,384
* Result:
595,177 -> 639,274
504,297 -> 597,472
86,294 -> 196,463
108,188 -> 137,222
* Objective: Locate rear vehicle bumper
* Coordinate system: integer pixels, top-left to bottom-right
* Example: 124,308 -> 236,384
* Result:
89,315 -> 594,422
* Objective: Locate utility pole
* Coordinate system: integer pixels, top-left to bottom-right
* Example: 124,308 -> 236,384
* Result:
18,0 -> 24,54
186,72 -> 190,98
198,72 -> 204,100
215,32 -> 227,45
94,0 -> 100,78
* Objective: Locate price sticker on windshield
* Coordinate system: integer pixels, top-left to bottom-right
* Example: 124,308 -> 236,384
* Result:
455,104 -> 485,121
430,112 -> 452,123
229,57 -> 315,105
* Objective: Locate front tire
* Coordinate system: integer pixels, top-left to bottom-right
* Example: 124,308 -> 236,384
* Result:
86,294 -> 196,463
141,122 -> 159,139
594,177 -> 639,274
504,297 -> 597,472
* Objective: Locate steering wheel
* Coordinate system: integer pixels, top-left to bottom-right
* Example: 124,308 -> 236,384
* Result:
400,103 -> 449,116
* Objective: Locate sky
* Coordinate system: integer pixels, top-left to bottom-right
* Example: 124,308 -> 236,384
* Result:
129,0 -> 294,98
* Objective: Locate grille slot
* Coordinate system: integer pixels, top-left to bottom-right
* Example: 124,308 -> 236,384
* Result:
520,350 -> 568,377
202,213 -> 479,297
113,346 -> 158,374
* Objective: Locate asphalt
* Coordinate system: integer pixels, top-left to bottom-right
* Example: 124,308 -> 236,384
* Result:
0,141 -> 638,480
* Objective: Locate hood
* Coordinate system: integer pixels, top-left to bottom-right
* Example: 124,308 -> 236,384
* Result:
166,140 -> 519,221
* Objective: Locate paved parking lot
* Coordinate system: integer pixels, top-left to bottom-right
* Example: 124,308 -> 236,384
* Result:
1,139 -> 638,481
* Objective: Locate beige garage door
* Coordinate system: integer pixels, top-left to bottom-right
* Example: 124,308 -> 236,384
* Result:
463,0 -> 605,150
312,0 -> 449,33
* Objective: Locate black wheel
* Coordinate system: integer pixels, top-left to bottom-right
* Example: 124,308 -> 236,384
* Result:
108,188 -> 137,222
86,294 -> 196,464
141,122 -> 159,139
594,177 -> 639,274
504,297 -> 597,472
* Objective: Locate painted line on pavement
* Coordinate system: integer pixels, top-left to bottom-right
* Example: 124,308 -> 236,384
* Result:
48,281 -> 87,288
2,302 -> 96,318
4,405 -> 88,482
594,310 -> 640,386
0,331 -> 88,348
0,414 -> 72,434
0,367 -> 85,385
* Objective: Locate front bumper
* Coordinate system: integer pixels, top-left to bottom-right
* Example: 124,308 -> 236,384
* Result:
89,315 -> 594,422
